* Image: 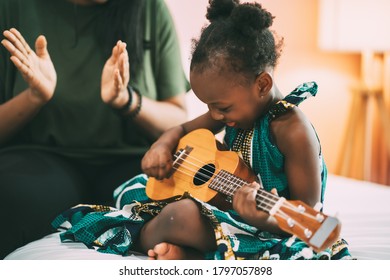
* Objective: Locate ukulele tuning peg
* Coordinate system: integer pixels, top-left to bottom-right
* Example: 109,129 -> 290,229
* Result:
316,213 -> 325,223
297,204 -> 306,213
287,217 -> 295,227
285,235 -> 296,247
314,202 -> 322,211
304,228 -> 312,238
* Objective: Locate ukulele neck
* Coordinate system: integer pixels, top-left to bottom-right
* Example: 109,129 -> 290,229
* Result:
208,169 -> 281,214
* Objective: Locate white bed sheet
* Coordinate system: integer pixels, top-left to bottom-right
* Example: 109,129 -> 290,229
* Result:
324,175 -> 390,260
4,174 -> 390,260
4,232 -> 147,260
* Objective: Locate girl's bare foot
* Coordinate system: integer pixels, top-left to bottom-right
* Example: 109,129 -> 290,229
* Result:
147,242 -> 203,260
147,242 -> 186,260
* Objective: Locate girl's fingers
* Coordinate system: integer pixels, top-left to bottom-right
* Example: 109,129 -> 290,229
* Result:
243,182 -> 260,192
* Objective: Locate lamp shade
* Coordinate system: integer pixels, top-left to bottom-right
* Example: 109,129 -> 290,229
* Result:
318,0 -> 390,52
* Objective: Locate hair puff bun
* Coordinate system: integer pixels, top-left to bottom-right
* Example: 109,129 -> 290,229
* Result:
231,3 -> 273,33
206,0 -> 240,21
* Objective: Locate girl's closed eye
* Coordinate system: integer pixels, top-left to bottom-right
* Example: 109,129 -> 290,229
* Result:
218,106 -> 232,113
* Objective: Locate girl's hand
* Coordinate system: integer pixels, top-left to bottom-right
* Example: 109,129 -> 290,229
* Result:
233,182 -> 279,228
101,40 -> 130,109
1,28 -> 57,104
141,126 -> 185,180
233,182 -> 262,220
141,141 -> 175,180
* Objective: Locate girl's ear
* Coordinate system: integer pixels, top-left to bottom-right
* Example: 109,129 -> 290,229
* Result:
256,72 -> 273,97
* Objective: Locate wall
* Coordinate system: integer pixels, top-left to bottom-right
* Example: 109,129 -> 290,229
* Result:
165,0 -> 361,174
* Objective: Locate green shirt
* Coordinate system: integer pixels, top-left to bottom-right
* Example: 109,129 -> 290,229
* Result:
0,0 -> 190,163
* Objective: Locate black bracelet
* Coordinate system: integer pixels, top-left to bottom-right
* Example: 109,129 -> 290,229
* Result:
127,86 -> 142,119
117,85 -> 134,114
117,85 -> 142,118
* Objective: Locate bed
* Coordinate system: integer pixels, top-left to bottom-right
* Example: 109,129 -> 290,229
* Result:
4,174 -> 390,260
323,174 -> 390,260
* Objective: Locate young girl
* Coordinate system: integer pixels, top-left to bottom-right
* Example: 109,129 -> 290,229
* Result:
52,0 -> 352,260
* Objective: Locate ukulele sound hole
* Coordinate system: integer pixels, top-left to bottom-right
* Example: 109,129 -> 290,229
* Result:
193,164 -> 216,186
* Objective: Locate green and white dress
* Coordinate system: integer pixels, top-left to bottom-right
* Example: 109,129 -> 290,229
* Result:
52,82 -> 352,260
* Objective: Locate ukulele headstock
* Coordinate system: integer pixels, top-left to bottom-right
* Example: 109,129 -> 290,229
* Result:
272,200 -> 341,252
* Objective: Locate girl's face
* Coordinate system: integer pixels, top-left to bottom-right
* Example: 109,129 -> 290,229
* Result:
190,68 -> 266,130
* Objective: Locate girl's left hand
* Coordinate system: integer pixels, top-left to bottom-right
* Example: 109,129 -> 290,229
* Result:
101,40 -> 130,109
233,182 -> 278,228
233,182 -> 261,220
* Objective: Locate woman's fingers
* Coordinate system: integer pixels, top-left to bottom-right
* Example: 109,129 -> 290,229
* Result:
10,28 -> 33,55
2,29 -> 37,73
2,29 -> 30,63
117,41 -> 129,85
2,33 -> 27,63
35,35 -> 48,58
9,56 -> 33,78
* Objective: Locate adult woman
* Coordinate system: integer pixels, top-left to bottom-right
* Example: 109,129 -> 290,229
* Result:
0,0 -> 189,258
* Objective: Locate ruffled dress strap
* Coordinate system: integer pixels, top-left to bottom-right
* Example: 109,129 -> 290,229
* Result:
268,81 -> 318,120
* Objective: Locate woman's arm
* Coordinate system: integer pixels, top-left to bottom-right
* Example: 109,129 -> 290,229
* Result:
101,40 -> 188,141
0,29 -> 56,146
127,92 -> 187,141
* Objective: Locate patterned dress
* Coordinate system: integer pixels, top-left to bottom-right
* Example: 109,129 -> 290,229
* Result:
52,82 -> 353,260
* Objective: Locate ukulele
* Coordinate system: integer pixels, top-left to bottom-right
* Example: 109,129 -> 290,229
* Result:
146,128 -> 341,252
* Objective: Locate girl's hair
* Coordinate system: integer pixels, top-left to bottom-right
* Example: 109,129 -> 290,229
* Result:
96,0 -> 145,76
190,0 -> 283,82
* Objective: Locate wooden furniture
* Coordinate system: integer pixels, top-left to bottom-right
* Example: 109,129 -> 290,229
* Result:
335,84 -> 390,181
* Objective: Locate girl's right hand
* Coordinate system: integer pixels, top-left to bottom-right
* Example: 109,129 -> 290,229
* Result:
1,28 -> 56,104
141,141 -> 174,180
141,126 -> 185,180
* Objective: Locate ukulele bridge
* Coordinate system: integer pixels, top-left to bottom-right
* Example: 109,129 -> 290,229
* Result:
173,145 -> 193,169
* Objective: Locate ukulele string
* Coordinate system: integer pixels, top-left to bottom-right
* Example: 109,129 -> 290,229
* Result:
173,151 -> 321,222
172,151 -> 279,209
177,151 -> 281,207
254,189 -> 322,221
174,152 -> 279,209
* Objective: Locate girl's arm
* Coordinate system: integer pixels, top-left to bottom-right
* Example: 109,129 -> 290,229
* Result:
233,109 -> 322,235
